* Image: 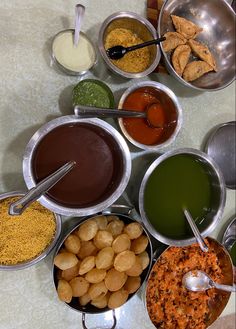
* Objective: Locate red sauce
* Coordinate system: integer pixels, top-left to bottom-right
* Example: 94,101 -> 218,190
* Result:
122,87 -> 178,145
32,123 -> 123,208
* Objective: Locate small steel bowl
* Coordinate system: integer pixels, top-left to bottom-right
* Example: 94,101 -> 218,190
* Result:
52,29 -> 97,76
158,0 -> 236,91
118,81 -> 183,150
23,116 -> 131,217
98,11 -> 161,79
0,191 -> 62,271
139,148 -> 226,247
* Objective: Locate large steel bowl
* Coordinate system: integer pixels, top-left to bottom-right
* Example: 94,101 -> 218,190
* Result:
23,116 -> 131,217
158,0 -> 236,91
139,148 -> 226,246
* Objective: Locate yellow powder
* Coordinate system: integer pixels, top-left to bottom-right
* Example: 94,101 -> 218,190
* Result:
105,28 -> 151,73
0,197 -> 56,265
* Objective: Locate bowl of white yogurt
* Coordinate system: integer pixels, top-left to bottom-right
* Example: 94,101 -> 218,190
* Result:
52,29 -> 97,75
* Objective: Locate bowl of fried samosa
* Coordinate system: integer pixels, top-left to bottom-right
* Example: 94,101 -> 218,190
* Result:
158,0 -> 236,91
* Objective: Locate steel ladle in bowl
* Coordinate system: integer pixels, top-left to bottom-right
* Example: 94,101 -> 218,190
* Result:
74,104 -> 173,128
9,161 -> 76,216
183,270 -> 236,293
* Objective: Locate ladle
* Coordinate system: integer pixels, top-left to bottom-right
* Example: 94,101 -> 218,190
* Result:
73,4 -> 85,47
106,36 -> 166,60
183,270 -> 236,293
183,208 -> 209,252
9,161 -> 76,216
74,105 -> 173,128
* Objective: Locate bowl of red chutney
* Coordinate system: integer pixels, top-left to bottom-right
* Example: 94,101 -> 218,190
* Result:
118,81 -> 183,150
22,116 -> 131,217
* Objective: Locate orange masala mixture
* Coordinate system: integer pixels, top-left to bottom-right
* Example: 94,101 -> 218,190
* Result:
146,240 -> 223,329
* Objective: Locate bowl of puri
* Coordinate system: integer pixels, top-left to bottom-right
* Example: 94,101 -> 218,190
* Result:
139,148 -> 226,247
98,11 -> 161,78
52,210 -> 152,327
118,81 -> 182,150
145,237 -> 234,329
0,191 -> 61,270
22,115 -> 131,217
158,0 -> 236,90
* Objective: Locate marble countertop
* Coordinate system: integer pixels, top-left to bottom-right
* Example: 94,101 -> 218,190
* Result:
0,1 -> 235,328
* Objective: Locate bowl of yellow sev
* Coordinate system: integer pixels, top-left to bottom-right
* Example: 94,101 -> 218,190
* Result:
98,11 -> 161,79
0,191 -> 61,270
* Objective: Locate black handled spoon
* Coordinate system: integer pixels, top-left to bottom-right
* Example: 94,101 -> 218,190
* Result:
106,36 -> 166,60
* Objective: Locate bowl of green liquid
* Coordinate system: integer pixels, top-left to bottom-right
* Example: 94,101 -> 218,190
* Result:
139,148 -> 226,246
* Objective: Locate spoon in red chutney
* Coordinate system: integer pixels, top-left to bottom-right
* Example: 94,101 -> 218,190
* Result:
74,104 -> 173,128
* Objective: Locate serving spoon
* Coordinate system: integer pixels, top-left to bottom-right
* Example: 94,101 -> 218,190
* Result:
106,36 -> 166,60
183,270 -> 236,293
183,208 -> 209,252
9,161 -> 76,216
73,4 -> 85,47
74,104 -> 173,129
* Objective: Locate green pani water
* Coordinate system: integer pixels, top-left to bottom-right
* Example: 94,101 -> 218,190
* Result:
144,154 -> 212,239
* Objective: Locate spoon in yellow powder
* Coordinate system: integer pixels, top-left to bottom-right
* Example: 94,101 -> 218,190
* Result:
74,4 -> 85,47
9,161 -> 76,216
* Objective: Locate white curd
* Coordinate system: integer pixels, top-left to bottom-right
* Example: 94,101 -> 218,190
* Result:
52,30 -> 96,73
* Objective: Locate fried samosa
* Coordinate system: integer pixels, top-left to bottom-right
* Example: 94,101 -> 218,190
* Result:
183,60 -> 213,81
188,39 -> 217,71
172,45 -> 191,76
171,15 -> 203,39
162,32 -> 187,52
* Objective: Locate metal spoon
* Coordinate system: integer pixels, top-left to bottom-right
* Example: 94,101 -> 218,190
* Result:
183,270 -> 236,293
74,105 -> 173,129
9,161 -> 76,216
74,4 -> 85,47
106,36 -> 166,60
183,208 -> 209,252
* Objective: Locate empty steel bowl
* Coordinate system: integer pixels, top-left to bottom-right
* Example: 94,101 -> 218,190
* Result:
98,11 -> 161,78
158,0 -> 236,91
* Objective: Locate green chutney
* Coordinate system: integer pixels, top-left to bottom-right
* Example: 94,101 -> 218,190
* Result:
144,154 -> 212,239
72,79 -> 115,108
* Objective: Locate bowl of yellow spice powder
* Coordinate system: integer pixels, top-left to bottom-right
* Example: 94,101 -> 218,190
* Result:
0,191 -> 61,270
98,11 -> 161,78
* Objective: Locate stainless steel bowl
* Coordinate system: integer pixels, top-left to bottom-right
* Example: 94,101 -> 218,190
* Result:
52,206 -> 153,327
158,0 -> 236,91
98,11 -> 161,78
118,81 -> 183,150
52,29 -> 97,76
139,148 -> 226,246
0,191 -> 62,271
23,116 -> 131,217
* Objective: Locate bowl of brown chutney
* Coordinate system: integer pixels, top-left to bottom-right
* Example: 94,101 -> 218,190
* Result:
23,116 -> 131,216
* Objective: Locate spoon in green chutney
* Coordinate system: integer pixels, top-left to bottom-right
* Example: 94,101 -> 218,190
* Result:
183,208 -> 209,252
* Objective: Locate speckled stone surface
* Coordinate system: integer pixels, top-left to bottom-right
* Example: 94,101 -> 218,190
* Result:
0,1 -> 235,328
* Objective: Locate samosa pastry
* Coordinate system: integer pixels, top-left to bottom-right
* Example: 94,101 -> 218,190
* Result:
172,45 -> 191,76
183,61 -> 213,81
162,32 -> 187,52
171,15 -> 203,39
188,39 -> 217,71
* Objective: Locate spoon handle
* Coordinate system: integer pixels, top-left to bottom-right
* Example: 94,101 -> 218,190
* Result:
74,4 -> 85,47
126,36 -> 166,52
183,208 -> 209,252
9,161 -> 76,216
74,105 -> 145,118
212,282 -> 236,292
